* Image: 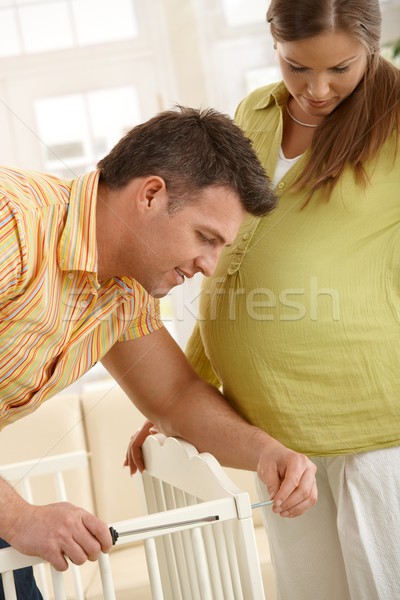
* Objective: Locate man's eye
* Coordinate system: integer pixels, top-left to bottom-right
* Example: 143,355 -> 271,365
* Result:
199,233 -> 215,245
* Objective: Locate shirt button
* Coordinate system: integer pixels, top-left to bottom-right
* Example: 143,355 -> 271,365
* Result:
67,273 -> 74,279
242,233 -> 250,241
277,181 -> 285,189
80,300 -> 89,308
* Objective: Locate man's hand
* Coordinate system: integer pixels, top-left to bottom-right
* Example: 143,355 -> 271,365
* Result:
257,439 -> 318,518
5,500 -> 112,571
124,420 -> 158,475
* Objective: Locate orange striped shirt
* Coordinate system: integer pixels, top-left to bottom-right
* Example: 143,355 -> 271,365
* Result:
0,167 -> 162,428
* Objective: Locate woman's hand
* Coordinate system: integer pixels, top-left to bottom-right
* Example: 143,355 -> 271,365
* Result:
124,420 -> 159,475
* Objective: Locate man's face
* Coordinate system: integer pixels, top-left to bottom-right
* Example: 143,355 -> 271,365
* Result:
116,185 -> 246,297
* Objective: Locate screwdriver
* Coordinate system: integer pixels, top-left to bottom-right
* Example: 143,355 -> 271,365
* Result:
109,499 -> 274,545
109,515 -> 219,545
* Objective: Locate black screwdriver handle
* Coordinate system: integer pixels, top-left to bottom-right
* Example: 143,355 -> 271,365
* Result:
109,526 -> 119,545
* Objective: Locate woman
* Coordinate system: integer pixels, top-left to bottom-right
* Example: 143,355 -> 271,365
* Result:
128,1 -> 400,597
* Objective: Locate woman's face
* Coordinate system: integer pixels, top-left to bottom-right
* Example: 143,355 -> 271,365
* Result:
276,30 -> 368,118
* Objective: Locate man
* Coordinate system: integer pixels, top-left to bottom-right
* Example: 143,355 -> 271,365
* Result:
0,105 -> 271,592
0,105 -> 316,597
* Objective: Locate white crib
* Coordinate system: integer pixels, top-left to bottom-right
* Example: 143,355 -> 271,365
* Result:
0,434 -> 266,599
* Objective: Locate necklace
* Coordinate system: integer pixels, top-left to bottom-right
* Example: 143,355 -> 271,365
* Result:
286,105 -> 319,128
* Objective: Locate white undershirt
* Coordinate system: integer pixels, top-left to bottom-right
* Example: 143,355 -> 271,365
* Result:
272,146 -> 302,188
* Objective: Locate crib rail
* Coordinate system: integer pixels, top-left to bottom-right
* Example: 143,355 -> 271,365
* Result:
0,438 -> 266,599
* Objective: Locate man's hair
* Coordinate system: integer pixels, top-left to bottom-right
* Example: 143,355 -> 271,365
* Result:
97,105 -> 276,217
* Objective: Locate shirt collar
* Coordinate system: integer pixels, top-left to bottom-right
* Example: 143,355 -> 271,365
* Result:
57,170 -> 100,280
253,80 -> 289,111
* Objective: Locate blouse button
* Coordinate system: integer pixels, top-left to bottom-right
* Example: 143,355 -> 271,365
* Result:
277,181 -> 285,189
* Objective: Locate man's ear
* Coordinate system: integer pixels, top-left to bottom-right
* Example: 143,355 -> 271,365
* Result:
138,176 -> 168,212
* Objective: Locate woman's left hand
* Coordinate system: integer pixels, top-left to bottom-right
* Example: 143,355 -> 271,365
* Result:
124,420 -> 159,475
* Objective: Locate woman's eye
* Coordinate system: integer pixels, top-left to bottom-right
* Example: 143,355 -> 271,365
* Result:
331,65 -> 350,74
288,64 -> 350,75
288,64 -> 307,73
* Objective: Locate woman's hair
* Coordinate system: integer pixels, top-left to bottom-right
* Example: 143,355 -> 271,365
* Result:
267,0 -> 400,196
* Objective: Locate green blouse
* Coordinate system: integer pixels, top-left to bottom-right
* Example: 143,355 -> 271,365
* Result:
186,82 -> 400,456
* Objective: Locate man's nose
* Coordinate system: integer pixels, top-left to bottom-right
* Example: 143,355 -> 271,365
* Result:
195,250 -> 220,277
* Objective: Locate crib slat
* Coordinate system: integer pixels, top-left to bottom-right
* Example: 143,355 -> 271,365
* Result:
1,572 -> 18,600
98,553 -> 116,600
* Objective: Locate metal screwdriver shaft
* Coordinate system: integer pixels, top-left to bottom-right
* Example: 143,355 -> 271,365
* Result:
251,500 -> 274,509
109,515 -> 219,545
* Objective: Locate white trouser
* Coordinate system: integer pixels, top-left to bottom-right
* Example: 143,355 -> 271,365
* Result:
256,446 -> 400,600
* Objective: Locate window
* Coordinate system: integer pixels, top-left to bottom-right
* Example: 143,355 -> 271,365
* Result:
245,65 -> 281,93
221,0 -> 268,28
0,0 -> 138,57
34,85 -> 141,177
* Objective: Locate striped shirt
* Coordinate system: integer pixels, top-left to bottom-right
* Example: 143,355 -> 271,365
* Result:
0,167 -> 163,429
